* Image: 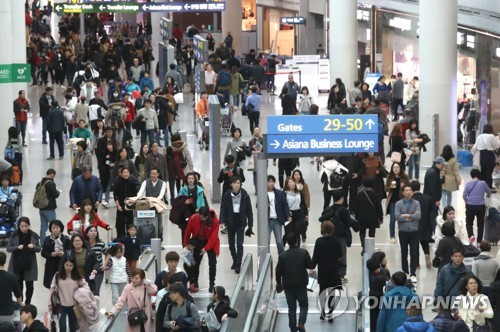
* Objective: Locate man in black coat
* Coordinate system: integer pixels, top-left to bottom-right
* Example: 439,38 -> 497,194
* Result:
219,176 -> 253,274
276,232 -> 313,332
38,86 -> 54,144
423,156 -> 447,233
410,180 -> 435,269
338,153 -> 364,211
46,101 -> 66,159
113,166 -> 140,237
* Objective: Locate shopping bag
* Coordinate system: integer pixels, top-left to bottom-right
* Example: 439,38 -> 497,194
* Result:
174,93 -> 184,104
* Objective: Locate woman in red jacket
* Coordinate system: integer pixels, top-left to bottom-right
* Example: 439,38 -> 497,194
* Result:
183,206 -> 220,293
67,199 -> 112,235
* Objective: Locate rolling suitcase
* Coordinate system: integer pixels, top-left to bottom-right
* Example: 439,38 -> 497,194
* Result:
486,207 -> 500,245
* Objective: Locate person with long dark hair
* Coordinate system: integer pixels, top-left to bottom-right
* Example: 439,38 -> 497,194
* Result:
48,255 -> 88,332
283,177 -> 308,248
6,217 -> 41,304
388,123 -> 407,170
385,162 -> 410,244
66,233 -> 99,293
113,166 -> 140,237
84,225 -> 107,296
355,177 -> 383,252
441,145 -> 461,207
279,86 -> 296,115
67,199 -> 111,234
112,147 -> 138,180
202,286 -> 238,331
134,144 -> 149,182
472,124 -> 499,192
405,118 -> 422,180
292,169 -> 310,242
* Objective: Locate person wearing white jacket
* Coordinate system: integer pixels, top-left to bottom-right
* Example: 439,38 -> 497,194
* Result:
319,157 -> 349,211
433,206 -> 469,252
453,275 -> 494,331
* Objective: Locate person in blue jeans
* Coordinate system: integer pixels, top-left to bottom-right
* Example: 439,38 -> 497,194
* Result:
267,175 -> 291,255
36,168 -> 60,244
385,162 -> 410,244
219,176 -> 253,274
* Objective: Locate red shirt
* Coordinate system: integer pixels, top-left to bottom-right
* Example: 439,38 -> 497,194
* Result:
123,100 -> 135,123
14,98 -> 30,122
184,210 -> 220,255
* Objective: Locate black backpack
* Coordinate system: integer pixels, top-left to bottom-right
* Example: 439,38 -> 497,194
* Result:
329,169 -> 344,189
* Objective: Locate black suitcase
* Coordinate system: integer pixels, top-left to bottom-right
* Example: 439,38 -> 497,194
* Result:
486,207 -> 500,245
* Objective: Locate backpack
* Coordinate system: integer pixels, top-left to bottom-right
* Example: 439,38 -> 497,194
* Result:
167,300 -> 200,331
218,71 -> 232,87
111,109 -> 121,123
378,120 -> 385,142
328,167 -> 343,189
33,180 -> 51,209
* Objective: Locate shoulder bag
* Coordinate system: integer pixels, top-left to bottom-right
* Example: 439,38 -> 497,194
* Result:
50,272 -> 62,315
204,306 -> 222,332
389,137 -> 402,163
127,287 -> 148,326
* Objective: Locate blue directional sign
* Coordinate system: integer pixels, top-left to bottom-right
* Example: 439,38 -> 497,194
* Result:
267,115 -> 378,156
281,17 -> 306,25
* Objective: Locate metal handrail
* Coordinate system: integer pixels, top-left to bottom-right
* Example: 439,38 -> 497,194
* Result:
220,254 -> 253,332
98,253 -> 157,332
243,253 -> 272,331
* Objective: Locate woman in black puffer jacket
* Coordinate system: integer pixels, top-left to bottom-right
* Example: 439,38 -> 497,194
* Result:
201,286 -> 238,331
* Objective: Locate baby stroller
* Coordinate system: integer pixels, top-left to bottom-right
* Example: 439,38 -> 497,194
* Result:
0,189 -> 22,245
199,117 -> 210,150
220,103 -> 235,137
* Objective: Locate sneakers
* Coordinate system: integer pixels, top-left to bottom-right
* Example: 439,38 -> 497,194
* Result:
101,201 -> 109,208
425,254 -> 432,269
390,238 -> 397,244
410,275 -> 418,283
470,236 -> 476,246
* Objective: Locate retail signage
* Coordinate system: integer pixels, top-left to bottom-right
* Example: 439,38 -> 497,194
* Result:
160,18 -> 172,41
56,2 -> 226,14
280,17 -> 305,25
0,64 -> 31,84
267,115 -> 378,155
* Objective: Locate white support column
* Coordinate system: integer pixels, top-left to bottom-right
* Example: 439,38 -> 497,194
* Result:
221,0 -> 242,54
419,0 -> 457,165
328,0 -> 357,87
0,1 -> 14,147
150,0 -> 169,89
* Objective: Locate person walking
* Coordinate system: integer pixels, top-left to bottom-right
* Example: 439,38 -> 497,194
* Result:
391,73 -> 404,121
441,145 -> 462,207
385,162 -> 410,244
395,184 -> 421,284
405,119 -> 422,180
219,176 -> 253,274
158,283 -> 200,332
183,206 -> 220,293
424,156 -> 447,227
69,166 -> 103,210
355,177 -> 383,252
137,167 -> 168,238
310,220 -> 342,322
144,142 -> 168,181
244,86 -> 261,135
19,304 -> 49,332
283,177 -> 308,248
136,99 -> 159,146
41,220 -> 70,289
267,175 -> 290,255
463,168 -> 492,245
276,232 -> 313,332
35,168 -> 60,244
13,90 -> 30,147
106,268 -> 158,332
113,167 -> 140,237
410,181 -> 435,269
472,124 -> 499,192
7,217 -> 41,305
0,252 -> 22,326
48,256 -> 88,332
46,100 -> 66,159
388,123 -> 407,170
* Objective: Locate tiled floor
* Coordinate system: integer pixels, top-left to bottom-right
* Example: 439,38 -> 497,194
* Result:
3,83 -> 497,331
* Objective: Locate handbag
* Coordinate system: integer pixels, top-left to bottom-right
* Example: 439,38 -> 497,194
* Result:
173,93 -> 184,104
390,151 -> 402,163
204,308 -> 222,332
127,287 -> 148,326
410,146 -> 420,155
50,273 -> 62,315
432,256 -> 441,268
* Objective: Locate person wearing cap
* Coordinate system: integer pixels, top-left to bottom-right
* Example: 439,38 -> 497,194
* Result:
424,156 -> 447,221
183,206 -> 220,293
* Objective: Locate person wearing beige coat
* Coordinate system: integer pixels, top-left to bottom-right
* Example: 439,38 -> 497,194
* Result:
441,145 -> 462,207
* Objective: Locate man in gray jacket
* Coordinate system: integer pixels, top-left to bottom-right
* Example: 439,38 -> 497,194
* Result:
395,184 -> 421,284
136,99 -> 159,146
392,73 -> 405,121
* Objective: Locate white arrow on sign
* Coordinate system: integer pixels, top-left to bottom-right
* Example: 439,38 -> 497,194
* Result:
142,4 -> 149,11
99,5 -> 106,11
184,4 -> 190,10
365,119 -> 375,130
270,140 -> 280,149
55,5 -> 62,11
